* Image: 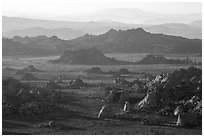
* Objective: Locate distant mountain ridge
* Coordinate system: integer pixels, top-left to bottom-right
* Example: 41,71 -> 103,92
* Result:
2,16 -> 132,35
3,27 -> 86,40
61,28 -> 202,53
143,22 -> 202,39
2,28 -> 202,56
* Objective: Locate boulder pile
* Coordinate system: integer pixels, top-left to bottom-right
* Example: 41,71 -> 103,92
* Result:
140,67 -> 201,109
99,67 -> 202,127
138,67 -> 202,126
174,96 -> 202,127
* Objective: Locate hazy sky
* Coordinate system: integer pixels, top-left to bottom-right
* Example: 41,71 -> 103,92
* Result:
2,0 -> 202,20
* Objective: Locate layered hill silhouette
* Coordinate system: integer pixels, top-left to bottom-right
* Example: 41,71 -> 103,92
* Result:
50,48 -> 198,65
3,16 -> 202,39
2,28 -> 202,56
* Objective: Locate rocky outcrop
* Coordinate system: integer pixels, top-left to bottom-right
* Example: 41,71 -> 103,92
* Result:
137,54 -> 197,65
99,67 -> 202,127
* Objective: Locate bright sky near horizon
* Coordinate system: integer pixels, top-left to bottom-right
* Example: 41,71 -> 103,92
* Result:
2,0 -> 202,20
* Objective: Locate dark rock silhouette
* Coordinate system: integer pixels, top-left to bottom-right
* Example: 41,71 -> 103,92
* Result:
118,68 -> 131,74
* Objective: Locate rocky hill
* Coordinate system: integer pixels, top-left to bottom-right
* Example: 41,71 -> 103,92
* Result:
50,48 -> 198,65
49,48 -> 133,65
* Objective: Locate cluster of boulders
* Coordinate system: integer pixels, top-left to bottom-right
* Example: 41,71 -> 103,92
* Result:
138,67 -> 202,126
99,67 -> 202,127
67,77 -> 87,89
173,96 -> 202,127
3,77 -> 62,117
141,67 -> 201,108
98,77 -> 146,118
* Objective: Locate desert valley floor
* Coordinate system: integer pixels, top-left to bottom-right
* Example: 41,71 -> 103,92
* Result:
2,53 -> 202,135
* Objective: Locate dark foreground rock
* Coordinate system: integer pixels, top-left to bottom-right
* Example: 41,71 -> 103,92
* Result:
2,77 -> 63,117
